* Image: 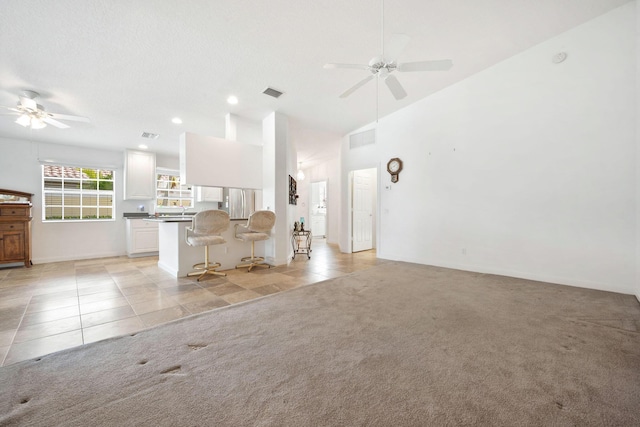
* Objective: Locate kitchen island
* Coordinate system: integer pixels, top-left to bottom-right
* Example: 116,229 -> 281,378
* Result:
146,216 -> 263,277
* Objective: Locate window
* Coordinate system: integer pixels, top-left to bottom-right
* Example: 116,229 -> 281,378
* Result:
156,170 -> 193,211
42,165 -> 115,221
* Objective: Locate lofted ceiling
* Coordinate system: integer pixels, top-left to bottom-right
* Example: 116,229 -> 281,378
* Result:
0,0 -> 631,166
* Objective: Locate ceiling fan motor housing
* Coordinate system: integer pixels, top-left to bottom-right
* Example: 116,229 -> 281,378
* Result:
368,57 -> 398,78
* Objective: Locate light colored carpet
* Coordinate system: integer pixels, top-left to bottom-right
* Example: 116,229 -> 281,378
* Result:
1,261 -> 639,426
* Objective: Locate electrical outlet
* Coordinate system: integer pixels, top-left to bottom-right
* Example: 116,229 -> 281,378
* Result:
462,248 -> 467,255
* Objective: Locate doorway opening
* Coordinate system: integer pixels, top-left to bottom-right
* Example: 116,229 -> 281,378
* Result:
350,168 -> 377,252
310,180 -> 327,238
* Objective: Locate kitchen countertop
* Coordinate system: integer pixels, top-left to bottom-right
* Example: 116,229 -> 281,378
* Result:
124,212 -> 248,221
144,216 -> 249,222
123,212 -> 195,219
145,216 -> 194,223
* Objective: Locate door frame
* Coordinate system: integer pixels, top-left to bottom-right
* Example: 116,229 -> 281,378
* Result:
348,166 -> 378,253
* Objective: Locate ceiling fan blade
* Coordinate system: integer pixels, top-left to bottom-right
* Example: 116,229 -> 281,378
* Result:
324,63 -> 369,70
398,59 -> 453,72
384,33 -> 411,62
49,113 -> 91,123
384,75 -> 407,100
0,106 -> 21,113
43,117 -> 70,129
339,75 -> 375,98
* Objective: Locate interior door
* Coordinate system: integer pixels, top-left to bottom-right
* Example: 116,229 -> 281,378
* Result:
310,181 -> 327,238
352,169 -> 374,252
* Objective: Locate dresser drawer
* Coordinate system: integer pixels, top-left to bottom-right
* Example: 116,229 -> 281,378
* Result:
0,223 -> 24,231
0,207 -> 29,216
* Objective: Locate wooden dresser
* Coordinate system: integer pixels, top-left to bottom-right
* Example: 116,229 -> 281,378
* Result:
0,189 -> 33,268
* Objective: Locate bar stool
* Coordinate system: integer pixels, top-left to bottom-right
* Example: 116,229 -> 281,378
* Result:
234,210 -> 276,272
185,210 -> 230,281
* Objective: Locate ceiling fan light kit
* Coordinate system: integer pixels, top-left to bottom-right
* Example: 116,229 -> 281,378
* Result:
15,114 -> 32,127
2,90 -> 90,130
15,114 -> 46,130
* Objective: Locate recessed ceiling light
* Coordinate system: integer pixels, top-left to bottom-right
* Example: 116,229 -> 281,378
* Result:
171,117 -> 183,124
227,95 -> 238,105
138,144 -> 148,150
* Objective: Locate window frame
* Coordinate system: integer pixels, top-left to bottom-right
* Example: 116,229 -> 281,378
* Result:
155,169 -> 193,213
41,164 -> 116,222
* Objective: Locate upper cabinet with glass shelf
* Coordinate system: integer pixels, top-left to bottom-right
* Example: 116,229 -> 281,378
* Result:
156,170 -> 193,210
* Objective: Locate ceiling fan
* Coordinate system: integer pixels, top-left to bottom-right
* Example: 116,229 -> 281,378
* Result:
0,90 -> 90,130
324,1 -> 453,101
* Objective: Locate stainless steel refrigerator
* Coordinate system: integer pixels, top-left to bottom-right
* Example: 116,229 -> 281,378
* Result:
227,188 -> 257,219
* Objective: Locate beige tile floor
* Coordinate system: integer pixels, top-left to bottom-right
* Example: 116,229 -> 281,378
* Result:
0,239 -> 384,366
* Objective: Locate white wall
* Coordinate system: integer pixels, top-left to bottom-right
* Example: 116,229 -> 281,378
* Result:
636,0 -> 640,301
235,116 -> 263,146
342,3 -> 637,294
0,137 -> 145,263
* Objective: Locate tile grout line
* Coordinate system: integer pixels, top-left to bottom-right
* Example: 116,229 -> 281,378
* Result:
75,265 -> 87,346
1,295 -> 33,367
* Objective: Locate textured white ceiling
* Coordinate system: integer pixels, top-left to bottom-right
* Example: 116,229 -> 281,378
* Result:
0,0 -> 631,165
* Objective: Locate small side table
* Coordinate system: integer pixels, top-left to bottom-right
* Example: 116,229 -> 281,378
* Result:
292,229 -> 312,259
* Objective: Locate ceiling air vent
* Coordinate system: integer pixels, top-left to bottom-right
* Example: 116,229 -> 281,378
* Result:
262,87 -> 284,98
349,129 -> 376,149
141,132 -> 160,139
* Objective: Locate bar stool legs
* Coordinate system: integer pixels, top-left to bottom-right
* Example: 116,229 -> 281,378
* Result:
188,245 -> 226,281
234,210 -> 276,273
236,241 -> 270,272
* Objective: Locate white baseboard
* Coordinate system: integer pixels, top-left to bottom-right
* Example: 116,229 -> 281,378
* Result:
266,256 -> 289,267
32,251 -> 126,265
157,261 -> 178,277
127,251 -> 159,258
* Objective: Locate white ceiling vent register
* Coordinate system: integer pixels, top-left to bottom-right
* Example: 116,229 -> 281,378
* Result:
349,129 -> 376,150
262,87 -> 284,98
141,132 -> 160,139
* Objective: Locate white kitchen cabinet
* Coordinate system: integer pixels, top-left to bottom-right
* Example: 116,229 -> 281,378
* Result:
126,219 -> 159,256
195,186 -> 223,202
124,150 -> 156,200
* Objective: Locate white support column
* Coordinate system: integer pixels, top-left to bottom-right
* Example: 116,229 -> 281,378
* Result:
225,113 -> 238,141
262,112 -> 295,265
